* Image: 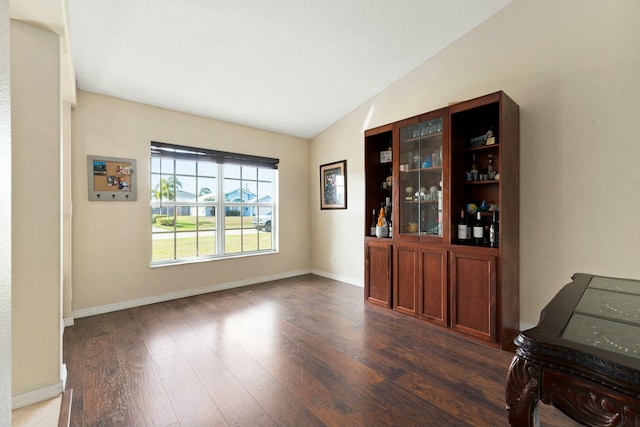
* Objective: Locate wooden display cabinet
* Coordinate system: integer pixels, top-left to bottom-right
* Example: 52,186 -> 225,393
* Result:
364,91 -> 519,350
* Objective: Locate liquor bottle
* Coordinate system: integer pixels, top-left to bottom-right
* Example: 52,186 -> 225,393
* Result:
457,209 -> 468,243
386,199 -> 393,238
489,211 -> 499,248
466,211 -> 472,243
370,209 -> 377,236
473,212 -> 484,246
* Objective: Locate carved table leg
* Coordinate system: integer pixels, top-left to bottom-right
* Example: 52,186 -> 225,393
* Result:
506,355 -> 541,427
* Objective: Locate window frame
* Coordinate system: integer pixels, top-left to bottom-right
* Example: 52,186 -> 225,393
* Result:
150,142 -> 278,266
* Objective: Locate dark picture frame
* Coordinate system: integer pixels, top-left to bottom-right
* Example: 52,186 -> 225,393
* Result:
320,160 -> 347,210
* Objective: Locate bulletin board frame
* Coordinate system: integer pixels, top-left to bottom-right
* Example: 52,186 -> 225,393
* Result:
87,155 -> 137,201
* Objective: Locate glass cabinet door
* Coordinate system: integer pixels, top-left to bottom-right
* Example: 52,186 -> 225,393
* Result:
397,115 -> 444,239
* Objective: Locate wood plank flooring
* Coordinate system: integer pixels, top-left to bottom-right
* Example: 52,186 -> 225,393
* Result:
63,274 -> 580,426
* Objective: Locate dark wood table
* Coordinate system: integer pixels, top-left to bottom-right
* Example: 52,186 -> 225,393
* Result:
506,273 -> 640,426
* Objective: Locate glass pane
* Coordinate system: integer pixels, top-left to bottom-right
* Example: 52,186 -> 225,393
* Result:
176,175 -> 196,202
151,174 -> 161,200
244,181 -> 258,200
258,231 -> 273,251
224,178 -> 242,202
198,177 -> 217,201
258,168 -> 274,181
242,166 -> 257,180
197,208 -> 216,230
242,229 -> 258,252
153,208 -> 176,229
589,276 -> 640,295
175,206 -> 196,231
224,164 -> 241,179
240,211 -> 253,229
225,229 -> 242,254
257,181 -> 273,201
224,207 -> 243,230
334,174 -> 346,204
419,118 -> 443,236
175,159 -> 196,175
198,230 -> 216,256
160,158 -> 174,174
152,207 -> 171,228
253,207 -> 272,232
154,174 -> 179,201
398,122 -> 421,236
176,233 -> 196,259
562,313 -> 640,359
152,233 -> 175,262
575,288 -> 640,325
398,117 -> 443,238
151,157 -> 161,173
198,161 -> 216,177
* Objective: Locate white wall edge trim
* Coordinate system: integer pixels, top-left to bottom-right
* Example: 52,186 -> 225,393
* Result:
311,269 -> 363,288
63,317 -> 74,327
72,269 -> 313,319
12,380 -> 63,410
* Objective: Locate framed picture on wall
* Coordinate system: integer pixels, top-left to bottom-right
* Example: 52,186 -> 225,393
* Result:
320,160 -> 347,210
87,155 -> 137,201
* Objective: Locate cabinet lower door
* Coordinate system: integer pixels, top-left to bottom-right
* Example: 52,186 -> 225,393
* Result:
365,241 -> 392,307
419,248 -> 448,326
394,246 -> 418,316
450,251 -> 497,341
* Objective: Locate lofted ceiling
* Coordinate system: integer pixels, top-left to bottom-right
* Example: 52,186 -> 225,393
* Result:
12,0 -> 514,139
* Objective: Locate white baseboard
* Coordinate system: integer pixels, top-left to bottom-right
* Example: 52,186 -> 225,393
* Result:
12,380 -> 63,410
73,269 -> 313,319
311,269 -> 363,288
63,317 -> 74,327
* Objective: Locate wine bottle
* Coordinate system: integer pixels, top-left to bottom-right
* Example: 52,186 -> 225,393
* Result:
457,209 -> 468,243
489,211 -> 499,248
370,209 -> 377,236
473,212 -> 484,246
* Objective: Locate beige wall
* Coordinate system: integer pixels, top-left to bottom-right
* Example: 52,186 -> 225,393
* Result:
62,102 -> 73,323
0,0 -> 11,422
310,0 -> 640,326
11,20 -> 62,399
71,91 -> 311,313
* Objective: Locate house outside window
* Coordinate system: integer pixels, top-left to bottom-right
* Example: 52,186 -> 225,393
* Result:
150,141 -> 278,264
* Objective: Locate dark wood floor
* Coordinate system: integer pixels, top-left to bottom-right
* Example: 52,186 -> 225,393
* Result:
63,274 -> 580,427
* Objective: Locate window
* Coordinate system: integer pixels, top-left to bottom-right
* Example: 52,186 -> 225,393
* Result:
150,141 -> 278,264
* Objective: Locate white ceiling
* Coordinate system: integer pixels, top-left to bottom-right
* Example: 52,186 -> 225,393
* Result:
15,0 -> 514,139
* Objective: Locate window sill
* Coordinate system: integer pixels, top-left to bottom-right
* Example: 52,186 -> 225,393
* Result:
150,249 -> 279,268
